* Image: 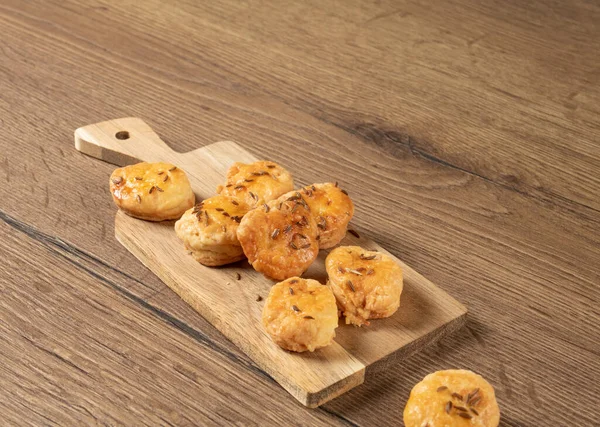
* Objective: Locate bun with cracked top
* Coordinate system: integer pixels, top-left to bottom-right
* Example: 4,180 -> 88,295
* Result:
325,245 -> 403,326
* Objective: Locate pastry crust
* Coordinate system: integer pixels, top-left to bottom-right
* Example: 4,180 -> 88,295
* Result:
262,277 -> 338,352
277,183 -> 354,249
175,195 -> 252,266
110,162 -> 194,221
216,161 -> 293,207
236,193 -> 319,280
404,370 -> 500,427
325,246 -> 403,326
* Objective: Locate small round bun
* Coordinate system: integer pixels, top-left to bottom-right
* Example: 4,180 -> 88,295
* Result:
277,183 -> 354,249
404,369 -> 500,427
216,161 -> 294,207
325,246 -> 403,326
175,195 -> 251,266
110,162 -> 194,221
262,277 -> 338,352
237,194 -> 319,280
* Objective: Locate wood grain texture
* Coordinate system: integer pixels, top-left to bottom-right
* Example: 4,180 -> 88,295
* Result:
75,117 -> 466,407
0,217 -> 351,426
1,0 -> 599,424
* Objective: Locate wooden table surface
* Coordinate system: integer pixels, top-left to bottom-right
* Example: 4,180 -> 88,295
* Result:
1,1 -> 599,425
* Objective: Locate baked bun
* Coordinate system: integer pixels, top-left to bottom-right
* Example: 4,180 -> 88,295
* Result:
262,277 -> 338,352
325,246 -> 403,326
278,183 -> 354,249
175,195 -> 252,266
236,193 -> 319,280
110,162 -> 194,221
216,161 -> 293,207
404,369 -> 500,427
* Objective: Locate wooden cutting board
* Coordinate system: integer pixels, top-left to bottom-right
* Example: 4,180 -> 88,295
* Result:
74,118 -> 467,407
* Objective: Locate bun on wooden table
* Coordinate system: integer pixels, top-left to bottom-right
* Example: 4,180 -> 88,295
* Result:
216,160 -> 294,207
404,369 -> 500,427
109,162 -> 194,221
262,277 -> 338,352
325,246 -> 403,326
175,195 -> 252,266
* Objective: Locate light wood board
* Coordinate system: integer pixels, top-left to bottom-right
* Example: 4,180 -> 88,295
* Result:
74,117 -> 467,407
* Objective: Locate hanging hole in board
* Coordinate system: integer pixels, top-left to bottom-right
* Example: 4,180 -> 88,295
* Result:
115,131 -> 130,140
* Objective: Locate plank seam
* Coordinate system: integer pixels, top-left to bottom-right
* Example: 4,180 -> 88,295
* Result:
1,209 -> 267,378
1,210 -> 358,425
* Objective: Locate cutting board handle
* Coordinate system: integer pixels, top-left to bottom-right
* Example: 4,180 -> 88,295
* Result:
74,117 -> 179,166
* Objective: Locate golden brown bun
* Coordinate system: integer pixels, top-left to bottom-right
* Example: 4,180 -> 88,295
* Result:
404,370 -> 500,427
277,183 -> 354,249
216,160 -> 294,207
175,196 -> 252,266
110,162 -> 194,221
236,194 -> 319,280
325,246 -> 403,326
262,277 -> 338,352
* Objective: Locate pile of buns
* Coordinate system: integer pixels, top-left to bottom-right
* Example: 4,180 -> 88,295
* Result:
110,160 -> 404,353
